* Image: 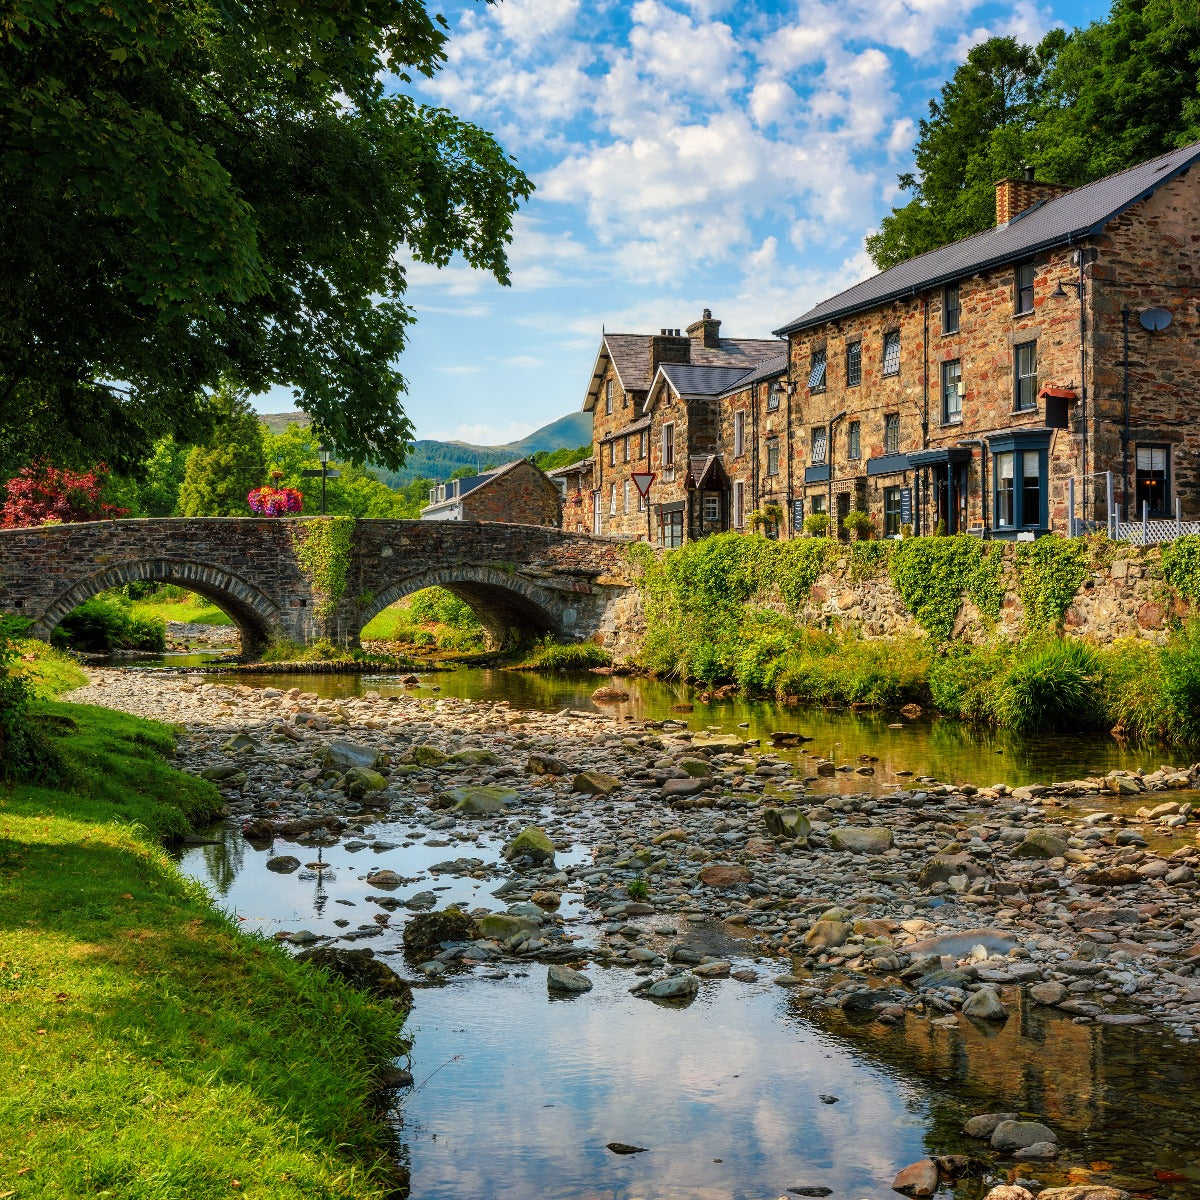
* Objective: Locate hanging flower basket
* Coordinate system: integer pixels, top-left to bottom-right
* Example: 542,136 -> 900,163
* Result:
572,491 -> 583,506
248,486 -> 303,516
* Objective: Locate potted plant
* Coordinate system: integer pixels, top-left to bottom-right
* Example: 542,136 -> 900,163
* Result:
749,502 -> 784,538
803,511 -> 830,537
843,509 -> 872,540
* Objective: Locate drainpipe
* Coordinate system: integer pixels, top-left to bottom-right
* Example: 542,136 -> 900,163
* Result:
1076,242 -> 1089,522
752,390 -> 760,515
785,377 -> 794,537
921,294 -> 930,449
1121,306 -> 1131,510
827,409 -> 847,535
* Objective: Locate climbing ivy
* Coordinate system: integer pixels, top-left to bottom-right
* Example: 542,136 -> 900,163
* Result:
888,536 -> 1005,641
1161,535 -> 1200,604
773,539 -> 833,610
290,516 -> 355,622
848,540 -> 890,583
1012,537 -> 1089,632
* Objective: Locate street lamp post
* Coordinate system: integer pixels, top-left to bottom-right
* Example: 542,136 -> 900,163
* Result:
301,443 -> 340,515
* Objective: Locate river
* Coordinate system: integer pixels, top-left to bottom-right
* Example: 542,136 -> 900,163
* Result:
152,656 -> 1200,1199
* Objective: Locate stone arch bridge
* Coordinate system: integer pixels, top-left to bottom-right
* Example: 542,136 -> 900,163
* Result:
0,519 -> 633,655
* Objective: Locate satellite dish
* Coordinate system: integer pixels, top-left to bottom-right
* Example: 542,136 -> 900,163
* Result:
1140,307 -> 1173,331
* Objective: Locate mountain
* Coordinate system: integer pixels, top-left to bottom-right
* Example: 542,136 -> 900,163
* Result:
258,410 -> 594,486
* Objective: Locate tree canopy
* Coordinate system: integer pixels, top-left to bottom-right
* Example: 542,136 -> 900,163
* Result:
176,385 -> 267,517
0,0 -> 532,475
867,0 -> 1200,270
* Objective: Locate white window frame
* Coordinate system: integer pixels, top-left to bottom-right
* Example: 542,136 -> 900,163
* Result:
733,481 -> 745,529
702,492 -> 720,522
608,440 -> 616,467
609,482 -> 617,516
624,479 -> 632,514
605,378 -> 613,415
734,410 -> 745,458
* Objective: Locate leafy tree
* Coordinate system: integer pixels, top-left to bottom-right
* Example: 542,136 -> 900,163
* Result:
867,37 -> 1052,268
533,444 -> 592,471
177,386 -> 268,517
0,462 -> 128,527
0,1 -> 532,475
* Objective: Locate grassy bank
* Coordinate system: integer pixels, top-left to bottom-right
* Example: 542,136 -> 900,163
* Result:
125,584 -> 235,627
632,533 -> 1200,748
1,656 -> 409,1197
361,588 -> 485,654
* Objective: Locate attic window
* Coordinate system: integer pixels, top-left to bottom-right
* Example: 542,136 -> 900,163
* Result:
807,348 -> 826,392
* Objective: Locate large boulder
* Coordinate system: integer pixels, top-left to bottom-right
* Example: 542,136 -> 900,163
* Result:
699,863 -> 751,888
504,826 -> 556,865
642,974 -> 700,1001
338,766 -> 389,798
402,907 -> 477,953
547,964 -> 593,993
319,740 -> 385,772
991,1120 -> 1057,1152
447,748 -> 499,766
448,785 -> 518,815
526,752 -> 570,776
411,744 -> 448,767
917,852 -> 989,888
962,987 -> 1008,1022
829,826 -> 893,854
891,1159 -> 939,1197
804,919 -> 852,949
478,912 -> 542,941
294,947 -> 413,1007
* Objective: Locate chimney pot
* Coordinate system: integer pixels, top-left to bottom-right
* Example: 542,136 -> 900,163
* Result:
1023,164 -> 1036,182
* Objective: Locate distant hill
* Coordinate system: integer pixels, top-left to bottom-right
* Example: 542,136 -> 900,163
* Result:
258,410 -> 593,486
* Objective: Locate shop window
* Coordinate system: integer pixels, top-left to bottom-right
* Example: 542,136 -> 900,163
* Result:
1136,445 -> 1170,516
883,486 -> 902,536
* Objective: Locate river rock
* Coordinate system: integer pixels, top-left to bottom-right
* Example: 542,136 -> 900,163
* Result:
991,1120 -> 1057,1152
677,757 -> 713,777
804,919 -> 852,949
319,740 -> 385,772
411,744 -> 447,767
689,734 -> 745,752
403,907 -> 477,952
266,855 -> 301,873
505,826 -> 555,865
339,766 -> 388,797
1012,828 -> 1069,859
642,974 -> 700,1001
202,763 -> 246,781
917,852 -> 989,888
1087,865 -> 1142,886
891,1158 -> 939,1197
591,686 -> 630,703
662,777 -> 709,798
547,964 -> 593,993
1037,1189 -> 1130,1200
450,785 -> 517,815
983,1189 -> 1035,1200
478,912 -> 542,940
573,771 -> 620,796
1013,1142 -> 1058,1161
699,863 -> 751,888
1029,981 -> 1069,1005
963,1113 -> 1019,1138
366,869 -> 405,889
829,826 -> 893,854
762,806 -> 811,842
526,752 -> 569,775
448,748 -> 499,765
962,987 -> 1008,1021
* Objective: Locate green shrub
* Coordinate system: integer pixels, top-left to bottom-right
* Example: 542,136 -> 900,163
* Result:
518,639 -> 613,671
888,535 -> 1004,641
1013,537 -> 1089,632
1156,622 -> 1200,746
1161,535 -> 1200,604
803,512 -> 830,536
842,509 -> 872,539
50,597 -> 166,653
928,641 -> 1010,723
0,617 -> 63,783
992,638 -> 1104,734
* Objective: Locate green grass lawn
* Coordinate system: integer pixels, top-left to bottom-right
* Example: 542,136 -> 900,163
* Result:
0,660 -> 408,1198
127,591 -> 235,626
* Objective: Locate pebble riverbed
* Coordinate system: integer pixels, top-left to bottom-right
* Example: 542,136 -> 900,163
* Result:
72,666 -> 1200,1048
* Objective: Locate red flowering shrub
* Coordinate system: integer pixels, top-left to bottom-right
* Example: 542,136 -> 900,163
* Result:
1,462 -> 128,528
247,486 -> 303,516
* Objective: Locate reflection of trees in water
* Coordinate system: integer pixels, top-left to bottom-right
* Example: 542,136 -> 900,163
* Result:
200,824 -> 244,896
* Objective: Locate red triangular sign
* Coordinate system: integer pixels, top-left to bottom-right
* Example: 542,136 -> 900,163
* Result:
630,472 -> 655,498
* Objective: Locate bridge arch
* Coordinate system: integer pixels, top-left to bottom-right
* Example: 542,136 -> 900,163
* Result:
359,565 -> 564,649
32,558 -> 282,657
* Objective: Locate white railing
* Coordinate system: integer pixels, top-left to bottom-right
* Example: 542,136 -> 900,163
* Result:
1112,515 -> 1200,544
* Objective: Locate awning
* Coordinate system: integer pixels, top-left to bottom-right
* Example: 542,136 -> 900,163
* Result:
804,464 -> 831,484
1039,385 -> 1076,400
865,453 -> 910,477
907,446 -> 973,468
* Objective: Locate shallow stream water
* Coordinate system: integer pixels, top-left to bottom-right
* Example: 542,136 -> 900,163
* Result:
156,657 -> 1200,1198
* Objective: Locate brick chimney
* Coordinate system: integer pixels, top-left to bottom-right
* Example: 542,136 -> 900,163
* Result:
995,166 -> 1073,225
686,308 -> 722,349
648,327 -> 690,373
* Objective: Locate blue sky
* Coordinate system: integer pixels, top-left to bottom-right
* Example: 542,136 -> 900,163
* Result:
258,0 -> 1109,444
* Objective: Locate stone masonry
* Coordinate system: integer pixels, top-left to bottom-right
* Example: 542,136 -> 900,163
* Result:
0,518 -> 632,653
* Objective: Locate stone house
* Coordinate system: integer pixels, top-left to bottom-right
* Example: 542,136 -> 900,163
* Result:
546,455 -> 595,533
774,141 -> 1200,539
421,459 -> 561,526
581,309 -> 783,541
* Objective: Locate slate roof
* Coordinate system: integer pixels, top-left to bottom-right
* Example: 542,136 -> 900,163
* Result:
688,454 -> 728,490
598,416 -> 651,443
584,331 -> 784,410
775,140 -> 1200,336
659,363 -> 757,397
719,351 -> 788,395
545,455 -> 594,478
